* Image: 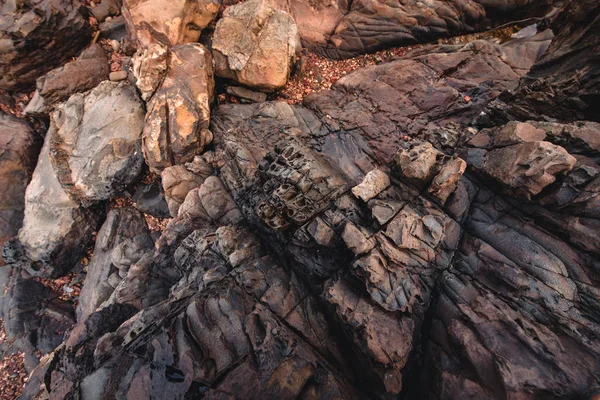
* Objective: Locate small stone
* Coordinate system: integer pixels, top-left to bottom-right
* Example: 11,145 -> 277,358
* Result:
109,70 -> 128,81
110,40 -> 120,52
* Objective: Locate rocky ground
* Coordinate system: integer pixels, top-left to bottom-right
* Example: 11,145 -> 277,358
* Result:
0,0 -> 599,399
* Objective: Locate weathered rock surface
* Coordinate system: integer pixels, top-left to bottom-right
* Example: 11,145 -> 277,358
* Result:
162,155 -> 214,217
268,0 -> 557,59
123,0 -> 220,46
143,44 -> 214,172
0,0 -> 93,91
77,207 -> 151,321
16,2 -> 600,399
3,136 -> 97,277
49,81 -> 145,203
213,0 -> 301,91
24,44 -> 109,116
132,180 -> 171,218
499,0 -> 600,122
0,268 -> 75,372
0,114 -> 40,266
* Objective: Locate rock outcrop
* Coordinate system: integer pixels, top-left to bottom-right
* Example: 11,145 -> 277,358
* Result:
142,44 -> 215,172
269,0 -> 558,58
7,1 -> 600,399
213,0 -> 301,91
123,0 -> 220,46
0,0 -> 93,91
0,114 -> 40,265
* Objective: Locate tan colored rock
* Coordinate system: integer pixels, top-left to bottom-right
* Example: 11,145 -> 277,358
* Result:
123,0 -> 220,46
351,169 -> 390,202
213,0 -> 301,91
143,44 -> 214,173
394,142 -> 442,183
132,40 -> 169,101
428,157 -> 467,204
483,141 -> 577,200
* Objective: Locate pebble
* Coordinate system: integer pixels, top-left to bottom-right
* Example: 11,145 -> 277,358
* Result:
110,40 -> 120,52
109,71 -> 128,82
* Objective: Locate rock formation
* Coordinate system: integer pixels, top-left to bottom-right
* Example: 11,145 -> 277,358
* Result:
1,0 -> 599,399
0,0 -> 93,91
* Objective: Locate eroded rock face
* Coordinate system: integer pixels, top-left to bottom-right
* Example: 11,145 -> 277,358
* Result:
0,0 -> 93,91
4,136 -> 96,278
162,155 -> 214,217
267,0 -> 556,59
0,114 -> 40,266
17,3 -> 600,399
213,0 -> 301,91
501,0 -> 600,121
123,0 -> 220,46
143,44 -> 214,172
24,44 -> 109,116
50,81 -> 146,203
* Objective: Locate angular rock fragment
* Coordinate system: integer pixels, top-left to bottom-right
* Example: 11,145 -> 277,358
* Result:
0,0 -> 93,90
49,81 -> 145,203
123,0 -> 220,46
351,169 -> 390,202
428,157 -> 467,204
24,44 -> 109,115
143,44 -> 214,172
482,141 -> 576,200
213,0 -> 301,91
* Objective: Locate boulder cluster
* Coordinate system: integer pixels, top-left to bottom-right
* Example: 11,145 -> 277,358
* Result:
0,0 -> 599,399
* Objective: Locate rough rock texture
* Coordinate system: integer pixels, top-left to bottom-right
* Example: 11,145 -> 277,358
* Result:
499,0 -> 600,122
269,0 -> 557,59
123,0 -> 220,46
0,0 -> 93,91
0,114 -> 40,266
3,136 -> 96,278
143,44 -> 215,172
132,40 -> 169,101
162,155 -> 214,217
24,44 -> 109,116
0,268 -> 75,372
77,208 -> 152,321
213,0 -> 301,91
17,2 -> 600,399
49,81 -> 145,203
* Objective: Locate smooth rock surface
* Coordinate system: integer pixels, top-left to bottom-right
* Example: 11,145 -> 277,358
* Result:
49,81 -> 145,203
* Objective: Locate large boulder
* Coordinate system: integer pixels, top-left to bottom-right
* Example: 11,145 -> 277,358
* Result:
123,0 -> 220,46
213,0 -> 301,91
24,44 -> 109,116
49,81 -> 146,203
0,0 -> 93,91
0,114 -> 40,266
142,44 -> 214,172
